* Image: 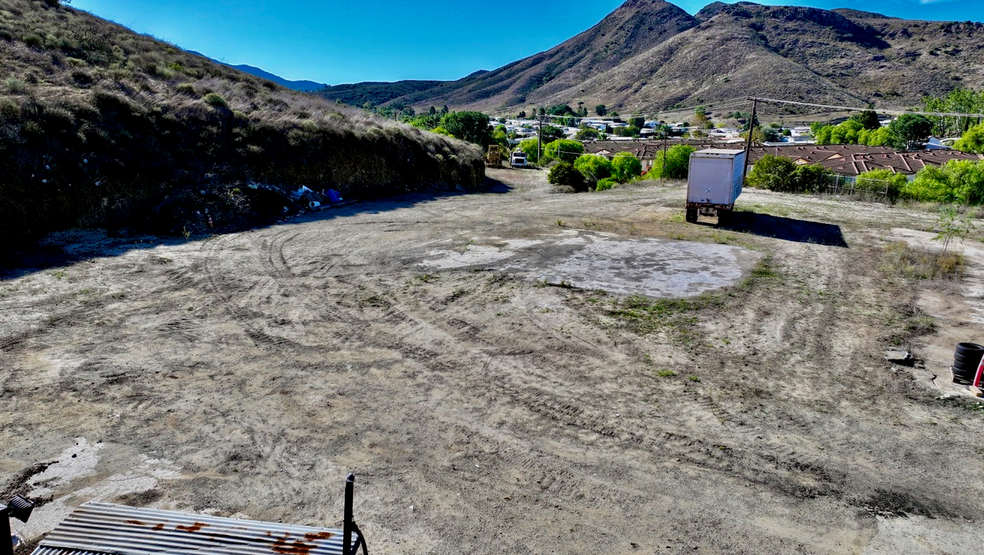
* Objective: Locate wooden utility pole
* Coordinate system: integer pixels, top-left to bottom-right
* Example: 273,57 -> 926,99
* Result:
742,98 -> 759,181
537,113 -> 543,162
661,128 -> 668,180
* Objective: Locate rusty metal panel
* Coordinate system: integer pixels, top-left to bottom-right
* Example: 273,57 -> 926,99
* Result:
30,502 -> 353,555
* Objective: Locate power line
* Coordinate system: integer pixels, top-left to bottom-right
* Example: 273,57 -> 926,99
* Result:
748,97 -> 984,119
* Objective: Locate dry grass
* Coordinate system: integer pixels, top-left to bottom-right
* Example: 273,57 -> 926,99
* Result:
0,0 -> 483,249
881,241 -> 965,281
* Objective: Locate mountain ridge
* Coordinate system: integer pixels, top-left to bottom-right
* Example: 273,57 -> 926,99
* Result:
315,0 -> 984,115
185,51 -> 327,91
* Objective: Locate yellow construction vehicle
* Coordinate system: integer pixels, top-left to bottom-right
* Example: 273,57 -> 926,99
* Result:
486,145 -> 502,167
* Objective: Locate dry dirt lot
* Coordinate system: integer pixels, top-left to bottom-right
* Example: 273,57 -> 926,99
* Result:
3,167 -> 984,554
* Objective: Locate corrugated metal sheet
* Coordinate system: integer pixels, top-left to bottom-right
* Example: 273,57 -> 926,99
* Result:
31,502 -> 356,555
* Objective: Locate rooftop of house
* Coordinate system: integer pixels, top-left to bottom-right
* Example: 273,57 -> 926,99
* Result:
749,144 -> 983,176
580,140 -> 983,176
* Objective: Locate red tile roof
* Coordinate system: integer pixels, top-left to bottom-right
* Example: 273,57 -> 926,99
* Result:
579,140 -> 983,176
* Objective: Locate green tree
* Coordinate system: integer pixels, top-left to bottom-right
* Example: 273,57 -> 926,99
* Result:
543,139 -> 584,164
548,104 -> 576,116
762,127 -> 781,142
518,138 -> 540,163
888,114 -> 934,150
548,162 -> 586,191
856,169 -> 908,201
492,126 -> 509,150
693,108 -> 711,130
813,125 -> 834,144
858,126 -> 891,146
922,88 -> 984,137
954,122 -> 984,153
409,112 -> 442,130
647,145 -> 695,179
540,124 -> 566,143
740,127 -> 767,144
791,164 -> 834,194
613,125 -> 640,138
574,127 -> 601,140
440,111 -> 492,146
850,110 -> 881,130
595,104 -> 607,116
945,160 -> 984,204
933,205 -> 975,255
611,152 -> 642,182
748,157 -> 832,194
903,160 -> 984,204
746,155 -> 798,191
573,154 -> 613,186
829,119 -> 864,144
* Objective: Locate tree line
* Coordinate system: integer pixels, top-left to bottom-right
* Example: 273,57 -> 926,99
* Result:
748,154 -> 984,205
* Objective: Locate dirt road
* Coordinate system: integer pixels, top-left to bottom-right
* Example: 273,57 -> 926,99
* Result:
3,168 -> 983,554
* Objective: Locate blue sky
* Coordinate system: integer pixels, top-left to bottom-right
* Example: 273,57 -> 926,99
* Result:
70,0 -> 980,85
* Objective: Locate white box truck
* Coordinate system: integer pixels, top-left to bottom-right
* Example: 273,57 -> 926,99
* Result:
686,149 -> 746,223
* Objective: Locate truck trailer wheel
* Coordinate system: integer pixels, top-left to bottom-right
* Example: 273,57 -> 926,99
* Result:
686,208 -> 698,223
717,209 -> 731,226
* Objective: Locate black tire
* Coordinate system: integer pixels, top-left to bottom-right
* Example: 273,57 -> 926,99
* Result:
718,209 -> 731,226
686,208 -> 698,223
952,342 -> 984,384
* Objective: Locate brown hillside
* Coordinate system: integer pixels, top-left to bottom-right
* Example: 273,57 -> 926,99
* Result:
0,0 -> 483,251
328,0 -> 698,110
358,0 -> 984,115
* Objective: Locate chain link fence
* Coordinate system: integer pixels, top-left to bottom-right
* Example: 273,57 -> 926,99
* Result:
816,174 -> 904,204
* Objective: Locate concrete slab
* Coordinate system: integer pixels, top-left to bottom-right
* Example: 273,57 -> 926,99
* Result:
420,230 -> 763,298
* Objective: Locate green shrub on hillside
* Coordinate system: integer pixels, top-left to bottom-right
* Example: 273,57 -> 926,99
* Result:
548,162 -> 586,191
573,154 -> 613,186
595,177 -> 618,191
203,92 -> 228,109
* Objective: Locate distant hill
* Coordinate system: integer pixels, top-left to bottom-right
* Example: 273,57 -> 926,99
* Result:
320,80 -> 445,107
0,0 -> 483,251
321,0 -> 984,115
190,54 -> 328,92
226,64 -> 325,92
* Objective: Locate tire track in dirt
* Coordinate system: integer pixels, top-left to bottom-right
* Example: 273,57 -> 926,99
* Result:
321,265 -> 858,507
0,297 -> 110,354
186,213 -> 883,514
